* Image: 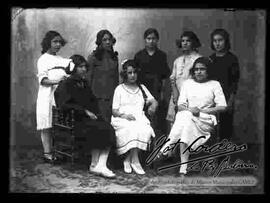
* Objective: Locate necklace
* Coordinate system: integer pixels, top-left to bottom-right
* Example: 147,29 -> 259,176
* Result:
122,84 -> 139,94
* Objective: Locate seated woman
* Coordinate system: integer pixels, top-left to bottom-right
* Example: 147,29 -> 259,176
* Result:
54,54 -> 116,178
111,59 -> 158,175
158,57 -> 227,176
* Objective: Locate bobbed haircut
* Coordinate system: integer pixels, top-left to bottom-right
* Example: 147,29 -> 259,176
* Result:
41,30 -> 67,54
175,31 -> 201,50
95,29 -> 116,46
190,57 -> 215,80
210,28 -> 231,51
69,54 -> 89,75
120,59 -> 139,81
143,28 -> 159,40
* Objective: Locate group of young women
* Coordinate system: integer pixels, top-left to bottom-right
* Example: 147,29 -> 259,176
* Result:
36,27 -> 240,178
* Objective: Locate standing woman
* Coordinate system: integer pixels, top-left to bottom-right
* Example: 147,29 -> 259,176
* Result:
36,31 -> 71,162
134,28 -> 170,135
209,28 -> 240,141
166,31 -> 202,128
86,30 -> 119,123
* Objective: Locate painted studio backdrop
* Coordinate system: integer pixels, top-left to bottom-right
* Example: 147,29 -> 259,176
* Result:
11,9 -> 265,158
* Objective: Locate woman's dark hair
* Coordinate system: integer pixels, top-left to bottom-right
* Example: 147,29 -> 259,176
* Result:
93,29 -> 118,61
210,28 -> 231,51
190,57 -> 214,80
175,31 -> 201,50
144,28 -> 159,40
69,54 -> 89,74
120,59 -> 139,82
41,30 -> 67,54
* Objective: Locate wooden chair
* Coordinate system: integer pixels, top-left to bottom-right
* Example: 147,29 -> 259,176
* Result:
52,106 -> 77,165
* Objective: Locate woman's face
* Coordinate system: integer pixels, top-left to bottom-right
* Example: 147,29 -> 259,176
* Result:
213,34 -> 226,52
126,66 -> 137,84
145,33 -> 158,49
75,62 -> 87,78
101,33 -> 113,51
48,35 -> 63,54
194,62 -> 208,83
181,36 -> 192,51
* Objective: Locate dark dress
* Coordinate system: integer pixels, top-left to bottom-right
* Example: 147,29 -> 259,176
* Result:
134,48 -> 170,135
86,51 -> 119,123
54,75 -> 116,151
209,51 -> 240,140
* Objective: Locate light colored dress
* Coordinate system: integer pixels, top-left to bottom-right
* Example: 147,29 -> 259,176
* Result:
162,79 -> 227,151
111,84 -> 156,155
166,52 -> 201,122
36,53 -> 71,130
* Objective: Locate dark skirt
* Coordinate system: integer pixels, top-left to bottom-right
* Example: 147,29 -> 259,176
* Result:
96,99 -> 112,123
74,116 -> 116,152
218,110 -> 234,141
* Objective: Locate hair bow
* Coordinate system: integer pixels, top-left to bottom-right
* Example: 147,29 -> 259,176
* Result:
121,59 -> 129,66
69,61 -> 75,72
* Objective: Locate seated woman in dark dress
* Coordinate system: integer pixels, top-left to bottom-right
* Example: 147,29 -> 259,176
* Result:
54,54 -> 116,178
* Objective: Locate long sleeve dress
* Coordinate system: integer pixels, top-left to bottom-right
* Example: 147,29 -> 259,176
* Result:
209,51 -> 240,140
86,51 -> 119,123
134,48 -> 170,135
54,75 -> 116,151
111,84 -> 156,155
166,52 -> 201,122
162,79 -> 227,151
36,53 -> 72,130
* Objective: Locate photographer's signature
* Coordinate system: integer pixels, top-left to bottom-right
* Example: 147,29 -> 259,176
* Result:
146,135 -> 258,177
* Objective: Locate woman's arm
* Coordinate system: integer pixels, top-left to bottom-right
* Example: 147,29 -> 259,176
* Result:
200,81 -> 227,115
171,82 -> 179,104
177,104 -> 200,117
170,61 -> 179,104
147,98 -> 158,116
41,77 -> 64,86
200,106 -> 226,115
112,109 -> 135,121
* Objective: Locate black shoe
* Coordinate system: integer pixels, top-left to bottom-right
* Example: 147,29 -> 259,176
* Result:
154,151 -> 168,162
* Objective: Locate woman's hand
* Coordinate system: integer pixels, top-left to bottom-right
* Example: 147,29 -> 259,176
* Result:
85,110 -> 98,120
226,94 -> 235,113
170,75 -> 175,85
189,107 -> 200,117
147,105 -> 156,117
121,114 -> 136,121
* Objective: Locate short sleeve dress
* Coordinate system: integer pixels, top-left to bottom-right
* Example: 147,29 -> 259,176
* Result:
111,84 -> 156,155
163,79 -> 227,150
36,53 -> 72,130
166,52 -> 201,122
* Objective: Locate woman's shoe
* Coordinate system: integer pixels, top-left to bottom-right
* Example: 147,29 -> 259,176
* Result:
123,161 -> 132,174
89,165 -> 101,175
130,163 -> 145,175
89,166 -> 116,178
154,151 -> 167,162
43,152 -> 57,163
99,168 -> 116,178
178,167 -> 187,177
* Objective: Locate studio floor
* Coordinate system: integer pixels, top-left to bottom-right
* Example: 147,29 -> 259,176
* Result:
9,145 -> 264,194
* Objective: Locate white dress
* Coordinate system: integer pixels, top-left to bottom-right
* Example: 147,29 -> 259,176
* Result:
166,52 -> 201,122
36,53 -> 72,130
111,84 -> 156,155
162,79 -> 227,151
